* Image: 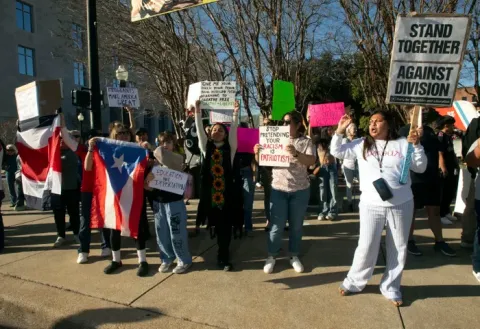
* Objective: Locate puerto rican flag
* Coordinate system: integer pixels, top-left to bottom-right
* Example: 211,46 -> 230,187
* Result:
16,116 -> 63,210
90,138 -> 148,238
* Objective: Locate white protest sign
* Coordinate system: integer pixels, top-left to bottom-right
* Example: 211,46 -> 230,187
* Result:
187,81 -> 236,110
386,15 -> 471,107
149,166 -> 188,195
15,84 -> 38,121
107,87 -> 141,108
259,126 -> 290,167
210,110 -> 233,124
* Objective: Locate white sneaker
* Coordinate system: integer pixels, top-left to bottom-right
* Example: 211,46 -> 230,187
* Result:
158,262 -> 172,273
440,217 -> 453,225
77,252 -> 88,264
317,214 -> 326,221
74,235 -> 80,244
446,214 -> 458,221
290,256 -> 304,273
172,262 -> 192,274
101,248 -> 112,257
263,257 -> 276,274
53,237 -> 66,248
473,271 -> 480,283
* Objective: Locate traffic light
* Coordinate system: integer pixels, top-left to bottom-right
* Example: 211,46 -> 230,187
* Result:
71,89 -> 91,108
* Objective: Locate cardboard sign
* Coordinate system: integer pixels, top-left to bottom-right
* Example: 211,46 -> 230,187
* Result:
259,126 -> 290,167
187,81 -> 236,110
272,80 -> 295,120
386,15 -> 471,106
309,102 -> 345,127
210,110 -> 233,124
15,80 -> 62,122
153,147 -> 185,172
237,128 -> 259,154
106,87 -> 141,108
132,0 -> 220,22
149,166 -> 188,195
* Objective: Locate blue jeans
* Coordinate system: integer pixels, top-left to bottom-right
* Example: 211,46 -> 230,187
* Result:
240,167 -> 255,231
260,167 -> 272,221
268,187 -> 310,257
78,192 -> 111,253
6,172 -> 17,205
473,200 -> 480,273
318,165 -> 338,218
154,200 -> 192,265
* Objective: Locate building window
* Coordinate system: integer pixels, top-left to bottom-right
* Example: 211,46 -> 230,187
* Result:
71,23 -> 83,49
18,46 -> 35,76
74,62 -> 86,86
16,1 -> 33,32
462,96 -> 468,101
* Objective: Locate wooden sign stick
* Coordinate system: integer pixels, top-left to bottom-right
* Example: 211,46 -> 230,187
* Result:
399,106 -> 421,184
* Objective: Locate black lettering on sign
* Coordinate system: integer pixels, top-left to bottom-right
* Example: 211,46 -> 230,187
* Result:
395,81 -> 450,97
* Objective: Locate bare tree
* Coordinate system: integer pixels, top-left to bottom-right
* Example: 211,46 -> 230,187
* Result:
0,120 -> 19,144
458,0 -> 479,101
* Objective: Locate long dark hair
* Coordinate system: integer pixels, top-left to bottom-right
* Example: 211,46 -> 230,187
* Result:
363,110 -> 399,160
211,123 -> 230,144
283,111 -> 306,135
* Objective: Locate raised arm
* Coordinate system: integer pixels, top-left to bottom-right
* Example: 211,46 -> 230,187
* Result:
84,138 -> 97,171
194,100 -> 208,157
59,113 -> 78,152
331,114 -> 359,160
228,100 -> 240,164
125,106 -> 136,132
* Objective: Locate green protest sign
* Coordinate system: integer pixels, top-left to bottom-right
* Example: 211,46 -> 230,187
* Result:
272,80 -> 295,120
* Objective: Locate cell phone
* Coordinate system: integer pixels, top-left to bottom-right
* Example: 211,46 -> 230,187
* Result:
372,178 -> 393,201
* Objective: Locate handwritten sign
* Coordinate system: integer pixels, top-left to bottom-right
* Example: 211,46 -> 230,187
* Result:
149,166 -> 188,195
309,102 -> 345,127
237,128 -> 259,153
259,126 -> 290,167
187,81 -> 236,110
210,110 -> 233,124
106,87 -> 141,108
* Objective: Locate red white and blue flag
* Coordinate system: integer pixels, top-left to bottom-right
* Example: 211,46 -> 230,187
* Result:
90,138 -> 148,238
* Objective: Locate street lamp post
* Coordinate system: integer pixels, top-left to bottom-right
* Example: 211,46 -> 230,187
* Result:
78,112 -> 85,142
115,65 -> 129,124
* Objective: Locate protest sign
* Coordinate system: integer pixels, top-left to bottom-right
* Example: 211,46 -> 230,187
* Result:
106,87 -> 141,108
187,81 -> 236,110
153,147 -> 185,172
132,0 -> 220,22
259,126 -> 290,167
15,80 -> 62,122
149,166 -> 188,195
237,128 -> 259,154
272,80 -> 295,120
210,110 -> 233,124
386,14 -> 471,107
309,102 -> 345,127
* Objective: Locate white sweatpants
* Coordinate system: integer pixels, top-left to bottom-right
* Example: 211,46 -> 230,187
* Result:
342,199 -> 414,300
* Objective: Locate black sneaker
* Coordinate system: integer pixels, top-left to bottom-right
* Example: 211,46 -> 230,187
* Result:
137,261 -> 149,277
434,241 -> 456,257
407,240 -> 423,256
104,261 -> 122,274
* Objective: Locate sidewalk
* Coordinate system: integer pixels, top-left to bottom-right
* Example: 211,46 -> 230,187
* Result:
0,193 -> 479,329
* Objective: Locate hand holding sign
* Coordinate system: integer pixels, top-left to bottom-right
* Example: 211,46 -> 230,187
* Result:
309,102 -> 345,127
148,166 -> 188,195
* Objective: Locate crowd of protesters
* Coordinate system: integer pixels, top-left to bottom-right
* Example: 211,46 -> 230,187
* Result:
1,102 -> 479,307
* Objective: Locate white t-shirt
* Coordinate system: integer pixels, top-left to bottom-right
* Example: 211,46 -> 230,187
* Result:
341,138 -> 356,170
467,140 -> 480,200
331,134 -> 427,206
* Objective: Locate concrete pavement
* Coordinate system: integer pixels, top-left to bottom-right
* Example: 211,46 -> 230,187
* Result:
0,193 -> 479,329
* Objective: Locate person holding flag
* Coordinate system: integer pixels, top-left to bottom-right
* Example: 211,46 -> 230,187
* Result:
88,124 -> 150,277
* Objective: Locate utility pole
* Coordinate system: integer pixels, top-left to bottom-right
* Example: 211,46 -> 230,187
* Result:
86,0 -> 102,131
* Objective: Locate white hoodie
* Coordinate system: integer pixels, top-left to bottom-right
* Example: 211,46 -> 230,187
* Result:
331,133 -> 427,207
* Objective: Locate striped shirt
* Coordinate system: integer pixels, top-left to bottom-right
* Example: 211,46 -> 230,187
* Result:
271,136 -> 315,193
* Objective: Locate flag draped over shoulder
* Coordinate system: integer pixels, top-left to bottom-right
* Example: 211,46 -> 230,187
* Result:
90,138 -> 149,238
16,116 -> 62,210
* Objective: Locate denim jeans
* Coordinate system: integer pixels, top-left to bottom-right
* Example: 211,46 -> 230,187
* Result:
260,167 -> 272,221
268,187 -> 310,257
78,192 -> 111,253
318,165 -> 338,218
473,200 -> 480,273
240,167 -> 255,231
6,172 -> 17,205
154,200 -> 192,265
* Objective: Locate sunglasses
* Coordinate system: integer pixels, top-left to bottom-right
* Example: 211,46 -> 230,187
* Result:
282,120 -> 294,126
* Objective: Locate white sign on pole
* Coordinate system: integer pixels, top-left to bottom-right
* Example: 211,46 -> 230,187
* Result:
187,81 -> 236,110
15,84 -> 39,121
149,166 -> 188,195
386,15 -> 471,107
210,110 -> 233,124
106,87 -> 141,108
259,126 -> 290,167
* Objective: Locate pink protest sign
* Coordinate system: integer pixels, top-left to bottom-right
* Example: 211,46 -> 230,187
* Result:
237,128 -> 259,153
309,102 -> 345,127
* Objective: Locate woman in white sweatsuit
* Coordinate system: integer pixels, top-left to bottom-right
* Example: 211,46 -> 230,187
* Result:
331,111 -> 426,307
